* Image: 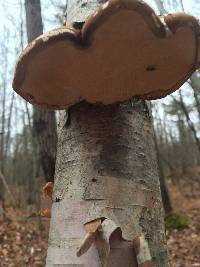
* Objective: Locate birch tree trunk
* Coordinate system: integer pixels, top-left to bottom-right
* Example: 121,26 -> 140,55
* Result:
46,1 -> 168,266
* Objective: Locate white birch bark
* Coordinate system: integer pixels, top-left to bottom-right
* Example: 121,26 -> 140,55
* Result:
46,102 -> 168,266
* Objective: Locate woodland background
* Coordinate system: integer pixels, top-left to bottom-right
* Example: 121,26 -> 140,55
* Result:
0,0 -> 200,266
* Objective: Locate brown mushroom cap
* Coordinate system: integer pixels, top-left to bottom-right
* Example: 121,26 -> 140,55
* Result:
12,0 -> 200,109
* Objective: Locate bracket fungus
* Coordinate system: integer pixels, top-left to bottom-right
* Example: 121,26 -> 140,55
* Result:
13,0 -> 200,109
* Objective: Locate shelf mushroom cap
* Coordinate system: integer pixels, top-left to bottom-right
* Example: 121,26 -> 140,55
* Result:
12,0 -> 200,109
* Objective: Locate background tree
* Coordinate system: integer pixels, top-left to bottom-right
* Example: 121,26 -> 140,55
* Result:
25,0 -> 57,184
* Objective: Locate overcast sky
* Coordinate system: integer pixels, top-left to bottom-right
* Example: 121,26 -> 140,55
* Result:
0,0 -> 199,35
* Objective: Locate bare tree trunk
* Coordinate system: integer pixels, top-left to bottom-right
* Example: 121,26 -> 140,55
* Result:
154,0 -> 166,14
25,0 -> 57,182
0,170 -> 16,206
157,162 -> 172,215
159,114 -> 176,175
0,83 -> 6,175
153,127 -> 172,215
0,36 -> 9,213
190,72 -> 200,122
176,93 -> 200,156
151,103 -> 172,214
0,46 -> 8,176
4,93 -> 15,164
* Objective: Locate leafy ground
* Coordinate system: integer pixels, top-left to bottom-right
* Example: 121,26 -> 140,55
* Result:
0,210 -> 49,267
0,168 -> 200,267
166,168 -> 200,267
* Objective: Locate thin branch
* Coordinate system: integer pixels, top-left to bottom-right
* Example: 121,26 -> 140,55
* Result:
179,0 -> 185,12
154,0 -> 167,14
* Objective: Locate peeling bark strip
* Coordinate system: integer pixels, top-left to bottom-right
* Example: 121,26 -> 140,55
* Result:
46,100 -> 168,267
77,218 -> 121,263
95,219 -> 124,267
133,235 -> 153,267
78,218 -> 153,267
77,219 -> 102,257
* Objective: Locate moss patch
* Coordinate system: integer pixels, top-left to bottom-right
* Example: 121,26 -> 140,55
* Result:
165,212 -> 189,232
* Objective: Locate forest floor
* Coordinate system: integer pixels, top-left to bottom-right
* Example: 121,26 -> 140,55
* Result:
0,168 -> 200,267
166,167 -> 200,267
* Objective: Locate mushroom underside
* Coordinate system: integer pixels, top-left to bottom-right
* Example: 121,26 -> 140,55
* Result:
13,0 -> 199,109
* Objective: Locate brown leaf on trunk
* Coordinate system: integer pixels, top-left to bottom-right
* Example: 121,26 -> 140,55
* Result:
39,208 -> 51,218
42,182 -> 54,199
133,235 -> 153,267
